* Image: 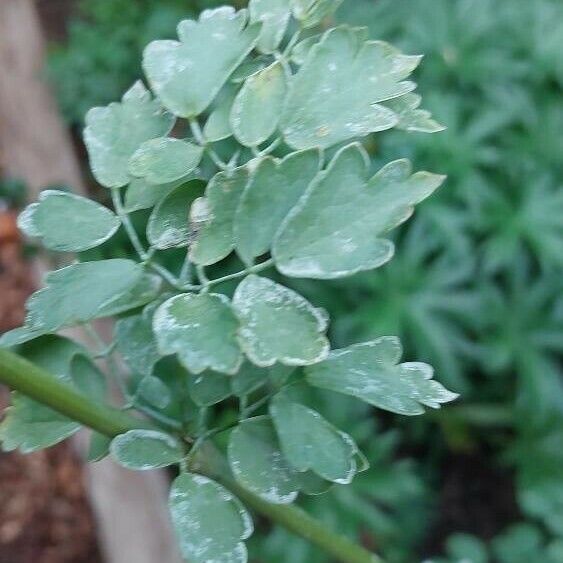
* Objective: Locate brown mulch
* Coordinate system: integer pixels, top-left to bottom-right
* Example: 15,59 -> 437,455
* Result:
0,208 -> 102,563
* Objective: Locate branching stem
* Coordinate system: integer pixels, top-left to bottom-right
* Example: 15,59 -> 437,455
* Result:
0,348 -> 381,563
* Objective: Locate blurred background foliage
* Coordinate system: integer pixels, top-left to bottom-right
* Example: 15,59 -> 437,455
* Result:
44,0 -> 563,560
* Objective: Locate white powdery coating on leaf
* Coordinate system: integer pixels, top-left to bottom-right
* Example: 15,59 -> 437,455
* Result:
233,275 -> 330,367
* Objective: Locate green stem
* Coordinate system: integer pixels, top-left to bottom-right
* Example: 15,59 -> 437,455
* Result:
0,348 -> 381,563
0,349 -> 149,437
111,188 -> 147,260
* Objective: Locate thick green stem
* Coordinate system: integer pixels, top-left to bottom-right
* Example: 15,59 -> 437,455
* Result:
0,349 -> 149,436
0,348 -> 381,563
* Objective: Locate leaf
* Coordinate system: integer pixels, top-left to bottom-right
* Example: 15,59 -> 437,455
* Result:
270,394 -> 358,483
110,429 -> 184,470
290,35 -> 319,65
0,336 -> 93,453
129,138 -> 203,185
0,326 -> 49,348
143,8 -> 261,117
280,27 -> 420,149
203,84 -> 238,142
169,473 -> 253,563
231,62 -> 288,147
228,416 -> 301,503
235,149 -> 320,265
189,167 -> 249,266
88,432 -> 111,462
84,81 -> 174,188
154,293 -> 242,375
137,375 -> 171,409
233,275 -> 330,367
18,190 -> 119,252
306,337 -> 459,415
250,0 -> 291,54
115,313 -> 160,376
187,372 -> 232,406
273,143 -> 445,279
124,178 -> 184,212
231,361 -> 268,397
290,0 -> 343,28
25,259 -> 142,332
384,93 -> 445,133
96,272 -> 162,318
147,180 -> 205,249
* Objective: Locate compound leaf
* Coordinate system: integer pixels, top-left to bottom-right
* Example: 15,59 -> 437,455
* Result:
147,180 -> 205,249
18,190 -> 119,252
84,81 -> 174,188
203,84 -> 238,142
25,260 -> 142,332
281,27 -> 420,149
231,361 -> 268,397
270,394 -> 357,483
235,149 -> 320,265
153,293 -> 242,375
189,167 -> 249,266
129,138 -> 203,185
124,178 -> 184,212
273,143 -> 445,279
187,372 -> 232,406
169,473 -> 253,563
110,429 -> 184,470
231,62 -> 288,147
384,93 -> 445,133
0,336 -> 97,453
306,336 -> 459,415
250,0 -> 291,54
115,313 -> 160,376
228,416 -> 301,504
233,275 -> 329,367
143,8 -> 261,117
290,0 -> 343,28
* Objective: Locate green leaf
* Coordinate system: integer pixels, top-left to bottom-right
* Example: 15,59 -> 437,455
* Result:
233,275 -> 330,367
110,429 -> 184,470
270,394 -> 358,483
187,371 -> 232,406
306,337 -> 459,415
96,272 -> 162,318
273,143 -> 445,279
290,35 -> 319,65
203,84 -> 238,142
137,375 -> 171,409
143,8 -> 261,117
231,62 -> 288,147
384,93 -> 445,133
87,432 -> 111,462
84,81 -> 174,188
18,190 -> 119,252
147,180 -> 205,249
290,0 -> 343,28
250,0 -> 291,54
189,167 -> 249,266
70,355 -> 106,401
0,336 -> 92,453
228,416 -> 301,503
124,178 -> 184,212
129,137 -> 203,185
0,326 -> 49,348
25,259 -> 142,332
169,473 -> 253,563
280,27 -> 420,149
154,293 -> 242,375
235,149 -> 320,265
231,361 -> 268,397
115,313 -> 160,376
